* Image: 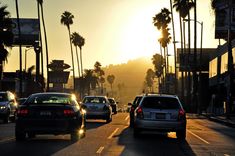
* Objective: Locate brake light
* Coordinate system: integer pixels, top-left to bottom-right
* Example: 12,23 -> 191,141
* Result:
17,109 -> 29,116
178,108 -> 185,120
64,109 -> 75,116
136,107 -> 144,119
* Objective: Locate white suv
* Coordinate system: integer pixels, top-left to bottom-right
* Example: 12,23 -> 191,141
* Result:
133,94 -> 186,140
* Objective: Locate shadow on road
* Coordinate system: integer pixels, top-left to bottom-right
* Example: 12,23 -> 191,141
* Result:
116,127 -> 196,156
85,120 -> 107,130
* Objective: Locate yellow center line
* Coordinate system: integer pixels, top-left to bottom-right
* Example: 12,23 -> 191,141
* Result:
188,130 -> 210,144
108,128 -> 119,139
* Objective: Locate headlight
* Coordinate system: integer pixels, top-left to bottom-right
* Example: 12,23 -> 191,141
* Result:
0,106 -> 7,110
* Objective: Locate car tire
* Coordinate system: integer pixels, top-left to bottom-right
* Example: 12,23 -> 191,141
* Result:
176,129 -> 186,140
15,130 -> 26,141
106,115 -> 112,123
71,131 -> 79,142
3,112 -> 10,124
133,128 -> 140,137
129,120 -> 134,128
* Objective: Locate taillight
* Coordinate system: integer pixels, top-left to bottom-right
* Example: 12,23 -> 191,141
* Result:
64,109 -> 75,116
17,109 -> 29,116
178,108 -> 185,120
136,107 -> 144,119
131,106 -> 135,112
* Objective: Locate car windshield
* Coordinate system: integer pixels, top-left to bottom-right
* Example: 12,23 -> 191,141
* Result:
142,97 -> 180,109
25,94 -> 76,105
83,97 -> 107,104
0,93 -> 8,102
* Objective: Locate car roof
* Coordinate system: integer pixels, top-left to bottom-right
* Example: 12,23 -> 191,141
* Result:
30,92 -> 72,96
84,95 -> 107,98
142,93 -> 178,98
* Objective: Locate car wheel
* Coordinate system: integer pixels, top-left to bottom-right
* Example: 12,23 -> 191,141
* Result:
129,120 -> 134,128
15,130 -> 26,141
176,129 -> 186,140
3,112 -> 10,124
106,116 -> 112,123
71,131 -> 79,142
133,128 -> 140,137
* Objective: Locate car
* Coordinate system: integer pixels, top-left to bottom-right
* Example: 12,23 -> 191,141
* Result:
17,98 -> 27,105
129,95 -> 143,127
15,92 -> 86,141
133,94 -> 187,140
0,91 -> 18,123
108,98 -> 118,114
82,96 -> 112,123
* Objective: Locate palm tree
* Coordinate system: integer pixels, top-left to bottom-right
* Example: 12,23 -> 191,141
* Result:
0,3 -> 13,83
60,11 -> 75,91
107,74 -> 115,96
77,34 -> 85,77
37,0 -> 49,91
94,61 -> 105,94
71,32 -> 81,77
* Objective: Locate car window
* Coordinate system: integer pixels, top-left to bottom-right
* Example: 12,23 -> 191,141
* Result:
142,97 -> 180,109
0,93 -> 8,102
133,96 -> 142,106
108,99 -> 115,104
83,97 -> 107,104
26,94 -> 76,105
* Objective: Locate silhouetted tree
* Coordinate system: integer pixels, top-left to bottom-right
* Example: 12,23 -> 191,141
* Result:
77,34 -> 85,77
60,11 -> 75,91
107,74 -> 115,96
83,69 -> 98,95
145,69 -> 155,92
94,61 -> 105,93
71,32 -> 81,77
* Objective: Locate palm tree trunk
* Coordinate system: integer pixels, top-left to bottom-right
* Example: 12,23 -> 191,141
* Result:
187,11 -> 191,112
80,47 -> 83,77
15,0 -> 23,97
170,0 -> 177,94
40,3 -> 49,91
179,14 -> 184,102
75,46 -> 81,77
68,26 -> 76,91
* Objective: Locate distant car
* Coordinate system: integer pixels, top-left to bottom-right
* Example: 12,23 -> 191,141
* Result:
0,91 -> 18,123
15,92 -> 86,141
133,94 -> 187,140
108,98 -> 118,114
129,95 -> 143,127
82,96 -> 112,123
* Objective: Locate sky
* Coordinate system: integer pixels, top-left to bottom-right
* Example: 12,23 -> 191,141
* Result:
1,0 -> 222,76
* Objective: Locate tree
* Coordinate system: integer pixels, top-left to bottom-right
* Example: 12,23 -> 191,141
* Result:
71,32 -> 81,77
152,53 -> 164,78
145,69 -> 155,93
60,11 -> 75,91
77,34 -> 85,77
0,3 -> 13,81
83,69 -> 98,95
37,0 -> 49,91
107,74 -> 115,96
94,61 -> 105,94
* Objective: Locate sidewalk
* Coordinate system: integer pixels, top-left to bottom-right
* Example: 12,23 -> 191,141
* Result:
201,113 -> 235,128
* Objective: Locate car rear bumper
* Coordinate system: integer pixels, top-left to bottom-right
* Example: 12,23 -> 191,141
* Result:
86,111 -> 110,119
16,118 -> 83,134
134,119 -> 186,132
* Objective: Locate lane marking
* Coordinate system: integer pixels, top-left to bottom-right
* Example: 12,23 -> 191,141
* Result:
108,128 -> 119,139
125,115 -> 129,121
96,146 -> 104,154
0,137 -> 15,143
188,130 -> 210,144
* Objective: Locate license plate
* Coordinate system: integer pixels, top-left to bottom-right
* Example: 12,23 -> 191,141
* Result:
40,111 -> 51,116
156,113 -> 165,119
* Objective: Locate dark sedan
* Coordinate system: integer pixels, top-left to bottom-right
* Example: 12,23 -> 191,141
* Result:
15,92 -> 86,141
129,95 -> 143,127
108,98 -> 118,114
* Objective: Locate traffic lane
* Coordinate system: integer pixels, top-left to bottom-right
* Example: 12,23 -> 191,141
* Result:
0,122 -> 15,140
186,118 -> 235,156
103,126 -> 196,156
0,113 -> 128,156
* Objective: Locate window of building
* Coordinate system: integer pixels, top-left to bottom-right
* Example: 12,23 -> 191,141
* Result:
209,58 -> 218,78
221,52 -> 228,74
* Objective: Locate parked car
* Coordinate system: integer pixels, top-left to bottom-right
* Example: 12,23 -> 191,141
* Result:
82,96 -> 112,123
108,98 -> 118,114
15,92 -> 86,141
0,91 -> 18,123
129,95 -> 143,127
133,94 -> 186,140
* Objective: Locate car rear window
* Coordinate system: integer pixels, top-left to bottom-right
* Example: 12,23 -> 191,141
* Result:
133,96 -> 142,106
83,97 -> 107,104
25,94 -> 76,105
141,96 -> 180,109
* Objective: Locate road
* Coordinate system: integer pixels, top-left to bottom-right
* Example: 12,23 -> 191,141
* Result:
0,113 -> 235,156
